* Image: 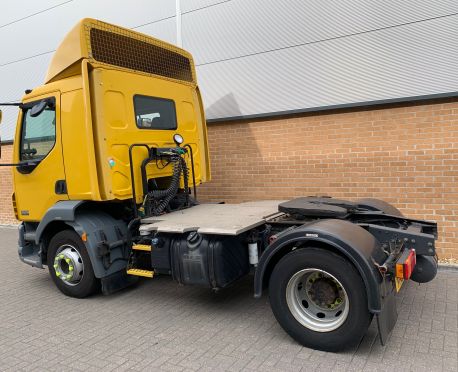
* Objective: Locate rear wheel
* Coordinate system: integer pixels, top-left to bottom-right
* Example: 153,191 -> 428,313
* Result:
269,248 -> 371,351
47,230 -> 99,298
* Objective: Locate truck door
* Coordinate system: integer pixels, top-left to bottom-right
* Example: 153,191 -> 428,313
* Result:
13,93 -> 68,221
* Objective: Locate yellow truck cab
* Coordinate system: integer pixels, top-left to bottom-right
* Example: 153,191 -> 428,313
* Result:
1,18 -> 440,352
13,18 -> 210,222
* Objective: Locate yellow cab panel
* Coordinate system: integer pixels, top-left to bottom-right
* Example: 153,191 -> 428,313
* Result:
13,18 -> 211,218
60,74 -> 102,201
12,88 -> 68,221
89,65 -> 207,202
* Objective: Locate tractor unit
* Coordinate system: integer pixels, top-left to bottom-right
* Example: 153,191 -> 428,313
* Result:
0,19 -> 438,351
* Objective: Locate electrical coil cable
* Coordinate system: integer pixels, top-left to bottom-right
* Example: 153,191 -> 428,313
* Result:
143,155 -> 189,216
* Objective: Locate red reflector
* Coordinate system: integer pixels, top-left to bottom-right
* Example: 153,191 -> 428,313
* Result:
395,249 -> 416,280
402,250 -> 416,279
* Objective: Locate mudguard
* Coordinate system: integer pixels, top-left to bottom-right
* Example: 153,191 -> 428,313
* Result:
34,200 -> 85,244
34,201 -> 130,279
254,219 -> 387,313
66,210 -> 130,279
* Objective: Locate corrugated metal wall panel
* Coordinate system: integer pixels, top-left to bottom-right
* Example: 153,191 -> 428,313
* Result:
0,54 -> 54,140
183,0 -> 458,64
0,54 -> 53,103
0,0 -> 176,140
181,0 -> 229,13
0,0 -> 175,65
197,14 -> 458,119
134,18 -> 177,45
0,0 -> 65,26
1,1 -> 458,139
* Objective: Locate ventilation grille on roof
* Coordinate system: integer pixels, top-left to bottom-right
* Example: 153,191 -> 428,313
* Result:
87,27 -> 194,83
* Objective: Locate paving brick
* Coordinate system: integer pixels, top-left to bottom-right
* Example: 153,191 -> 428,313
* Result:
0,227 -> 457,371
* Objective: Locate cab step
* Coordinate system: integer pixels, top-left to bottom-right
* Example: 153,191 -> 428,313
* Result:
126,269 -> 154,278
132,244 -> 152,251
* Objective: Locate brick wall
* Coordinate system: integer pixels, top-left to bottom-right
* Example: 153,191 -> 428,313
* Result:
1,98 -> 457,258
198,98 -> 458,259
0,143 -> 17,225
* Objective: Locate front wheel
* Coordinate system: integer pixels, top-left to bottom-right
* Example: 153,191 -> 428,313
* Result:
47,230 -> 99,298
269,248 -> 372,351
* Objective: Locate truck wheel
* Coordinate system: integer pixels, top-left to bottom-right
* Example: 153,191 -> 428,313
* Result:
47,230 -> 99,298
269,248 -> 371,351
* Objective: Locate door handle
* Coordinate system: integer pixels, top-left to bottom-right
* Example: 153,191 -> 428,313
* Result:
55,180 -> 67,195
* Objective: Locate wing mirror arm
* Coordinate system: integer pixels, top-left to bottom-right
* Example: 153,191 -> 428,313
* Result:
0,160 -> 39,168
0,160 -> 40,174
0,103 -> 22,107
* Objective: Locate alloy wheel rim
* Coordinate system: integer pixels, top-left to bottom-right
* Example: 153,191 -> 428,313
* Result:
53,244 -> 84,286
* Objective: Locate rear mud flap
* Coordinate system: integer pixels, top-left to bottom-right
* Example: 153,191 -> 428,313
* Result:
376,285 -> 398,345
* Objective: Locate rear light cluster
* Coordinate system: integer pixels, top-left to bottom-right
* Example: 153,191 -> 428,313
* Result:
395,249 -> 416,280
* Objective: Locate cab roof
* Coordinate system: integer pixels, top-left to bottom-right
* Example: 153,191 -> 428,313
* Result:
45,18 -> 196,84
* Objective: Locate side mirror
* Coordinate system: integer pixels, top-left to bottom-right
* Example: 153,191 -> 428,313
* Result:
30,100 -> 48,117
16,161 -> 39,174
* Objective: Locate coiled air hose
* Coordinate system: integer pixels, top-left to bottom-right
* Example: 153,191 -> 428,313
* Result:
144,155 -> 189,216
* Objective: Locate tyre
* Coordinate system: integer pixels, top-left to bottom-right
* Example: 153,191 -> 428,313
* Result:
269,248 -> 372,351
47,230 -> 99,298
356,198 -> 403,217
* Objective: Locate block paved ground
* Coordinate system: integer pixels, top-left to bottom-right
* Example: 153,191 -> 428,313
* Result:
0,226 -> 457,372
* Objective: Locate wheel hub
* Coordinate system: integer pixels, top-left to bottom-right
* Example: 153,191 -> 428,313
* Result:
308,273 -> 344,310
286,268 -> 349,332
53,245 -> 84,286
310,278 -> 339,308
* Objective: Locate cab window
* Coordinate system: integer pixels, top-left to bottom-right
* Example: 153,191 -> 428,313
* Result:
133,95 -> 177,130
20,98 -> 56,161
